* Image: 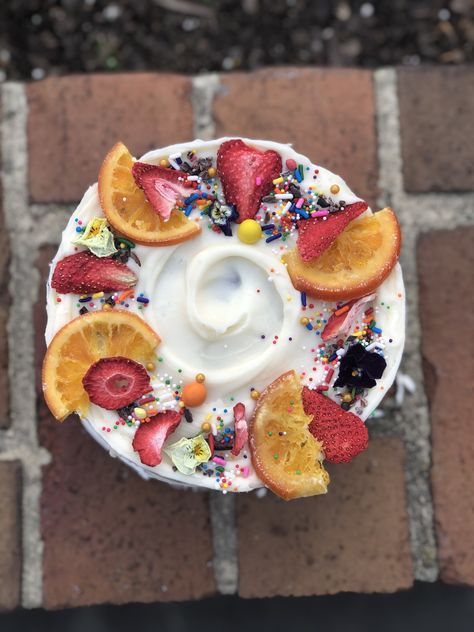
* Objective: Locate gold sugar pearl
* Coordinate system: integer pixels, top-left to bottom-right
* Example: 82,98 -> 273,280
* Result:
300,316 -> 310,325
195,373 -> 206,383
102,303 -> 112,311
250,389 -> 260,400
201,421 -> 211,433
160,159 -> 169,167
330,184 -> 340,194
342,393 -> 353,403
207,167 -> 217,178
146,362 -> 155,372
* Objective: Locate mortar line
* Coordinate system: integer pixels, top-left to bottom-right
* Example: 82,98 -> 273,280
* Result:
374,68 -> 438,582
191,73 -> 238,595
1,82 -> 47,608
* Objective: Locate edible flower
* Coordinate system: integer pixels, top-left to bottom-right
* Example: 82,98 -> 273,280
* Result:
164,434 -> 212,475
208,200 -> 238,236
334,343 -> 386,389
72,217 -> 118,257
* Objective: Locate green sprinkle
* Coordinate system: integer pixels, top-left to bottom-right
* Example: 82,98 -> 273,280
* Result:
273,453 -> 279,460
296,469 -> 302,475
165,380 -> 170,385
268,431 -> 273,437
158,357 -> 163,362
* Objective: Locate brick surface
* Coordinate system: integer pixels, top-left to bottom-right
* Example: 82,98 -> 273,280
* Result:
0,461 -> 22,611
214,67 -> 378,207
418,228 -> 474,584
0,98 -> 10,428
27,74 -> 194,203
35,247 -> 215,608
398,67 -> 474,192
237,438 -> 413,598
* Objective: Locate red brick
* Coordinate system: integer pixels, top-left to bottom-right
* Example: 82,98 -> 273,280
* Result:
35,247 -> 215,608
418,228 -> 474,584
237,438 -> 413,598
0,461 -> 22,611
27,74 -> 194,203
214,67 -> 378,207
398,67 -> 474,192
0,98 -> 10,428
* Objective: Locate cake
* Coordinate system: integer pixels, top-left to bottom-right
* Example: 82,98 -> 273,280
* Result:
42,137 -> 404,500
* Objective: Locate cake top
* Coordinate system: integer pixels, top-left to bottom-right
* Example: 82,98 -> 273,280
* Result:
43,137 -> 403,500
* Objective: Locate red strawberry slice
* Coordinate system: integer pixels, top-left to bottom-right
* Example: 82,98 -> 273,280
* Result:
231,402 -> 248,456
52,251 -> 137,294
302,386 -> 368,464
321,293 -> 375,341
217,139 -> 282,223
132,162 -> 189,221
297,201 -> 368,262
82,357 -> 151,410
132,410 -> 182,467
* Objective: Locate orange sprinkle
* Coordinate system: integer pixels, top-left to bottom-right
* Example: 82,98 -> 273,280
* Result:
335,304 -> 350,316
116,289 -> 134,303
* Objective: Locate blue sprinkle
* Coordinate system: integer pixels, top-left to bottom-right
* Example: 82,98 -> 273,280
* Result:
212,407 -> 217,412
184,204 -> 194,217
223,409 -> 228,414
184,193 -> 199,204
261,224 -> 275,231
329,353 -> 337,362
298,209 -> 310,219
300,292 -> 307,307
371,326 -> 382,334
306,323 -> 313,331
266,233 -> 282,244
137,296 -> 149,304
75,226 -> 83,233
224,437 -> 230,443
294,168 -> 303,183
78,296 -> 91,303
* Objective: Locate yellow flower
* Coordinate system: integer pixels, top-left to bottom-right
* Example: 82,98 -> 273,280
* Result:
72,217 -> 118,257
164,434 -> 212,475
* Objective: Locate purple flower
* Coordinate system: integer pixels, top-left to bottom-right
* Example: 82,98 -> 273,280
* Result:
334,343 -> 386,390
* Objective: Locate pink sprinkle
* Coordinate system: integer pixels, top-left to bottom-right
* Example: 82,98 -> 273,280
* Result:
256,176 -> 262,185
241,466 -> 249,478
324,368 -> 335,384
296,197 -> 304,208
212,456 -> 226,466
316,385 -> 329,392
313,210 -> 329,217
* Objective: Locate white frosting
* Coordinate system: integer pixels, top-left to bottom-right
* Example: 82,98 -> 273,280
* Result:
45,138 -> 405,493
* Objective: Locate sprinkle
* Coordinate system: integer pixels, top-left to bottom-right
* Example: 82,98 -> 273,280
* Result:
137,296 -> 149,304
92,291 -> 104,299
335,304 -> 350,317
313,209 -> 329,217
371,326 -> 382,334
324,368 -> 335,384
294,168 -> 303,183
306,322 -> 313,331
78,296 -> 92,303
255,176 -> 262,185
266,233 -> 282,243
212,456 -> 227,466
275,193 -> 293,200
295,197 -> 304,209
297,208 -> 310,219
365,342 -> 382,351
316,385 -> 329,392
241,466 -> 249,478
186,175 -> 199,181
300,292 -> 307,307
116,289 -> 134,303
261,224 -> 275,231
272,176 -> 284,184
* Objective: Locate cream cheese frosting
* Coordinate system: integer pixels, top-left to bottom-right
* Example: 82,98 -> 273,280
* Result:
45,138 -> 405,493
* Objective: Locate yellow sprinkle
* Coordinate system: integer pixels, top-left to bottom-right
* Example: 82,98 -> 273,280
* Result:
134,407 -> 147,420
92,291 -> 104,299
272,176 -> 284,184
205,413 -> 213,421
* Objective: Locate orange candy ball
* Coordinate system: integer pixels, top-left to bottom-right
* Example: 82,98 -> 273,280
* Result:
181,381 -> 207,407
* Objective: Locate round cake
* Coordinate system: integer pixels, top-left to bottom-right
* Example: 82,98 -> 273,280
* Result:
43,137 -> 404,500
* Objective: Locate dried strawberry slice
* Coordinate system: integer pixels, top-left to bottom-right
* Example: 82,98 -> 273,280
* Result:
297,201 -> 368,262
132,410 -> 182,467
217,139 -> 282,223
82,357 -> 151,410
321,293 -> 376,341
302,387 -> 368,464
231,402 -> 248,456
132,162 -> 189,221
52,251 -> 137,294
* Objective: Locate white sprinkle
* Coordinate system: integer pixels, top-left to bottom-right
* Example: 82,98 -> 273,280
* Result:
275,193 -> 293,200
186,175 -> 199,181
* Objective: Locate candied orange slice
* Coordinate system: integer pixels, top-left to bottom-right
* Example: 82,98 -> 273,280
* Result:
98,142 -> 201,246
42,310 -> 160,421
285,208 -> 401,301
249,370 -> 329,500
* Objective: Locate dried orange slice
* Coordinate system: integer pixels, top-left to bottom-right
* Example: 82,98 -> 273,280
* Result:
249,370 -> 329,500
98,142 -> 201,246
285,207 -> 401,301
42,310 -> 160,421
